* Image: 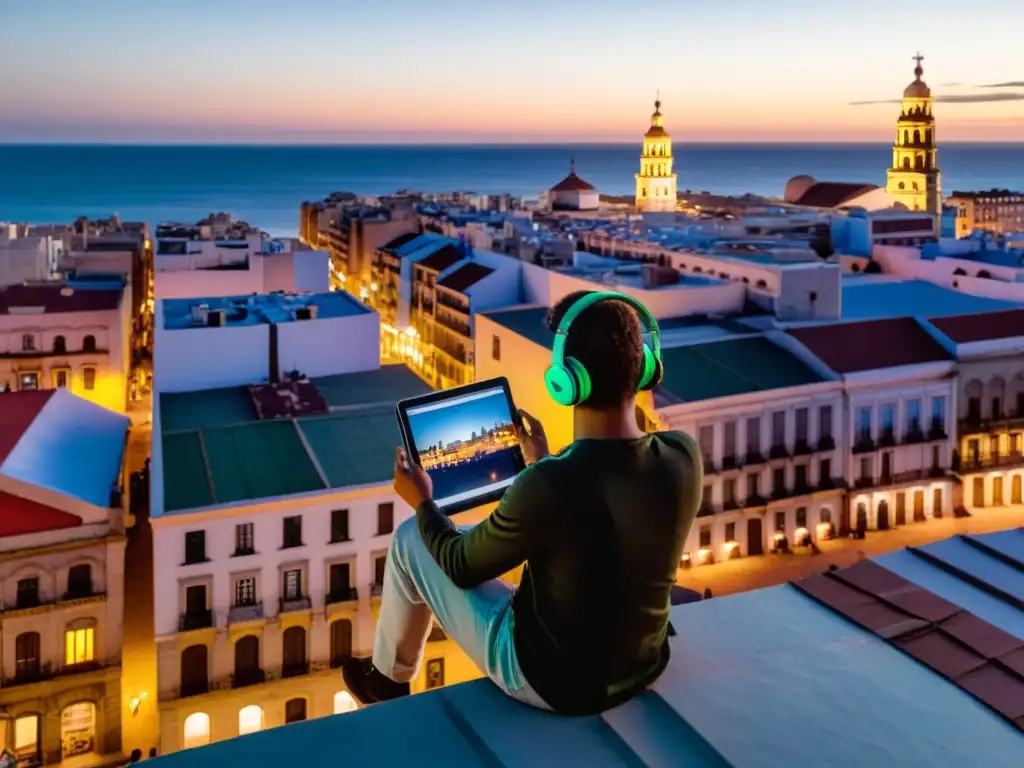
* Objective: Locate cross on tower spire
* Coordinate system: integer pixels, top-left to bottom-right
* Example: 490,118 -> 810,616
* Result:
913,52 -> 924,80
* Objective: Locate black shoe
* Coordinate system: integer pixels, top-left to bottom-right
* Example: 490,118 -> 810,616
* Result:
342,657 -> 411,705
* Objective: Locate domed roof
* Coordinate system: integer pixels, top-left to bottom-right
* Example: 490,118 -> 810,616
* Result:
551,159 -> 596,193
904,54 -> 931,99
784,175 -> 817,204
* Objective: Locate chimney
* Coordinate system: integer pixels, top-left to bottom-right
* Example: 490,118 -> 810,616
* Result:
269,323 -> 280,383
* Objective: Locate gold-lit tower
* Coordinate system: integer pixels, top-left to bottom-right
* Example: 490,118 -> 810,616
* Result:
634,95 -> 678,212
885,53 -> 942,213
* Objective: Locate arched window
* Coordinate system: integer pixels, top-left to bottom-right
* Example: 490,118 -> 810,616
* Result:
330,619 -> 353,668
15,632 -> 41,680
915,155 -> 924,170
82,335 -> 96,353
334,691 -> 358,714
902,157 -> 911,170
66,563 -> 92,599
903,130 -> 910,144
238,705 -> 263,736
285,698 -> 307,724
913,129 -> 920,144
183,712 -> 211,749
21,334 -> 35,351
282,626 -> 307,678
65,619 -> 95,666
898,182 -> 905,190
53,335 -> 67,354
180,645 -> 209,697
233,635 -> 261,687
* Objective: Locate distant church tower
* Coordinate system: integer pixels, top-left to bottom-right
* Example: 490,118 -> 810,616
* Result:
635,95 -> 678,212
885,54 -> 942,213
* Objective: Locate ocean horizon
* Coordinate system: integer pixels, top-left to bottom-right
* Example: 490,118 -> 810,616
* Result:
3,142 -> 1023,237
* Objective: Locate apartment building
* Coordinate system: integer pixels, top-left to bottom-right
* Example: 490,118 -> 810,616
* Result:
787,318 -> 957,529
322,202 -> 419,294
927,308 -> 1024,511
150,366 -> 478,753
947,189 -> 1024,238
0,390 -> 128,765
0,281 -> 131,413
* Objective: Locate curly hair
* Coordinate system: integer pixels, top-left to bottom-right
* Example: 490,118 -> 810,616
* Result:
546,291 -> 645,409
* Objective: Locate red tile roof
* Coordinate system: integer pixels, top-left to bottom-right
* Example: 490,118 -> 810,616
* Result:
793,182 -> 879,209
787,318 -> 952,373
0,491 -> 82,536
551,172 -> 596,193
0,391 -> 54,464
0,284 -> 122,314
417,245 -> 464,272
930,309 -> 1024,344
437,263 -> 495,294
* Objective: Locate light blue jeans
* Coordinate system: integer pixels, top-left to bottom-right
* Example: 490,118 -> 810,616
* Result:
372,517 -> 550,710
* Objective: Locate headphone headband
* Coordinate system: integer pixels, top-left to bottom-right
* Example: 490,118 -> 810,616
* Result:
551,290 -> 661,362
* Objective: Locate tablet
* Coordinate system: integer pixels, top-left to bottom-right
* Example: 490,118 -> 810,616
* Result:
397,377 -> 526,514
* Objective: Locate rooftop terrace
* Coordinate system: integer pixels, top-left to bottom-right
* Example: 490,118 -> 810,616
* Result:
161,290 -> 370,330
157,530 -> 1024,767
840,277 -> 1024,321
158,366 -> 430,514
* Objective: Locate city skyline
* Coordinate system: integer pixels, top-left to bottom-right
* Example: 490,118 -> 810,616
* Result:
407,392 -> 515,454
1,0 -> 1021,144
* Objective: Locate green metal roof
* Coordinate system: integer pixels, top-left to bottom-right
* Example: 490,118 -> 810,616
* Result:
659,337 -> 824,404
298,406 -> 404,488
312,366 -> 431,409
482,306 -> 554,350
162,431 -> 214,512
160,387 -> 258,431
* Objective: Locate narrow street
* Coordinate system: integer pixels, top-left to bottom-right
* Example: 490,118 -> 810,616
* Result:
676,508 -> 1023,598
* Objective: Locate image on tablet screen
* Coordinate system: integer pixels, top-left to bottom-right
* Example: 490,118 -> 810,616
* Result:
405,386 -> 523,509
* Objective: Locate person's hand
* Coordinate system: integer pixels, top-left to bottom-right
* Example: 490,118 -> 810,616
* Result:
393,447 -> 433,509
517,410 -> 550,465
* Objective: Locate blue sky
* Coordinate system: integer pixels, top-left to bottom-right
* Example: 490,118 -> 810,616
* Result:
0,0 -> 1021,142
408,391 -> 514,452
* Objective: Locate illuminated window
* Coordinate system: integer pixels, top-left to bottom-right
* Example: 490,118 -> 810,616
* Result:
238,705 -> 263,736
333,691 -> 358,714
65,624 -> 95,665
14,714 -> 40,760
183,712 -> 210,749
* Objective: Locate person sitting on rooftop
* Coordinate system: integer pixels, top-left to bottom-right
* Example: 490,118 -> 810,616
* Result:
343,290 -> 703,715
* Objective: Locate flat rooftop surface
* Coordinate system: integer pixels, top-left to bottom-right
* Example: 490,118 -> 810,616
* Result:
841,277 -> 1024,321
157,530 -> 1024,767
162,290 -> 369,330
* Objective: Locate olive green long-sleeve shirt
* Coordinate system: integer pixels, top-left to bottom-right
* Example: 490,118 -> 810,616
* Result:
417,431 -> 703,715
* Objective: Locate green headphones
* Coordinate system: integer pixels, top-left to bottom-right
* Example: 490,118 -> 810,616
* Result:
544,291 -> 664,407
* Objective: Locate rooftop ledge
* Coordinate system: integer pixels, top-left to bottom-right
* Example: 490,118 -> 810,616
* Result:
156,531 -> 1024,767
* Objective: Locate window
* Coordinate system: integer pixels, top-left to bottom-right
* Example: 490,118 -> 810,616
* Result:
775,511 -> 786,532
931,397 -> 947,431
14,714 -> 41,763
426,658 -> 445,690
723,421 -> 736,459
968,438 -> 981,462
859,457 -> 871,480
330,509 -> 349,543
701,484 -> 712,510
772,467 -> 785,495
15,632 -> 41,680
1013,475 -> 1022,505
795,408 -> 808,443
235,523 -> 254,555
334,691 -> 358,714
54,369 -> 69,388
906,399 -> 921,432
283,516 -> 303,548
183,712 -> 211,749
794,464 -> 808,489
896,492 -> 907,525
285,698 -> 307,724
881,452 -> 892,479
747,472 -> 760,499
377,502 -> 394,536
931,445 -> 941,470
492,335 -> 500,361
21,334 -> 35,351
184,531 -> 206,564
234,635 -> 261,683
330,619 -> 353,668
699,528 -> 711,548
819,458 -> 832,484
771,411 -> 785,446
19,372 -> 39,391
82,335 -> 96,353
881,404 -> 895,433
282,626 -> 307,677
992,397 -> 1002,420
973,477 -> 985,507
746,417 -> 761,455
238,705 -> 263,736
83,367 -> 96,391
724,522 -> 736,541
796,507 -> 807,528
234,577 -> 256,606
66,563 -> 92,598
283,569 -> 302,601
329,562 -> 352,599
857,408 -> 872,441
373,554 -> 387,587
723,479 -> 736,506
17,577 -> 40,608
65,623 -> 95,665
698,425 -> 714,465
180,645 -> 209,697
992,476 -> 1004,506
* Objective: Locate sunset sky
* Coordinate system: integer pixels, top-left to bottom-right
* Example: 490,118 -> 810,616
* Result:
1,0 -> 1021,143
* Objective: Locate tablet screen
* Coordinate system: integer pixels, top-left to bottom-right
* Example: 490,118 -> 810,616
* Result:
405,384 -> 524,510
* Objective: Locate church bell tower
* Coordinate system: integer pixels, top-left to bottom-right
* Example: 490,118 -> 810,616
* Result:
635,95 -> 678,212
885,53 -> 942,214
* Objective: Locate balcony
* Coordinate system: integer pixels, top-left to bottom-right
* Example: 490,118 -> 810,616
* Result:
853,436 -> 875,454
744,451 -> 765,466
768,444 -> 789,460
696,501 -> 718,518
4,663 -> 52,688
178,610 -> 214,632
282,661 -> 310,679
957,450 -> 1024,473
721,455 -> 739,471
792,439 -> 812,457
228,602 -> 263,624
958,412 -> 1024,436
818,477 -> 844,492
435,312 -> 471,338
904,427 -> 925,445
180,679 -> 209,698
326,588 -> 358,607
745,494 -> 766,508
279,596 -> 312,614
232,668 -> 266,689
879,429 -> 897,448
854,476 -> 875,489
928,421 -> 948,441
817,435 -> 836,452
723,498 -> 740,512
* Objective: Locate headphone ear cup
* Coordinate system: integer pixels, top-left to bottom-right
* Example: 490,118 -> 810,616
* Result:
639,348 -> 663,391
565,357 -> 591,405
545,364 -> 578,407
